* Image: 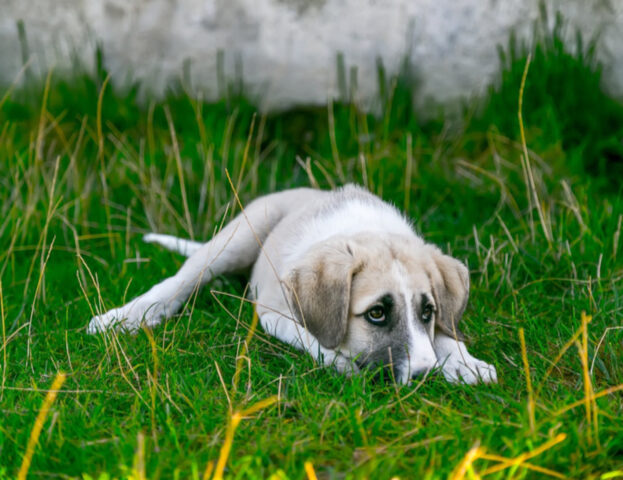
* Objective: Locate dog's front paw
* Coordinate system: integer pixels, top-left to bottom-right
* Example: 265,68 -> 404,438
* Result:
441,354 -> 498,385
87,298 -> 167,334
88,308 -> 128,334
332,353 -> 361,377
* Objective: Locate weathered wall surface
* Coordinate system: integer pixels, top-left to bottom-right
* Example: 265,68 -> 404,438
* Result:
1,0 -> 622,111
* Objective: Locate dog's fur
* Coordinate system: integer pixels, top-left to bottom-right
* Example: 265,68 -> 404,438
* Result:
88,185 -> 497,384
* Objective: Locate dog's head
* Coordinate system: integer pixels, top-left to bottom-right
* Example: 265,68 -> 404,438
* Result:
288,233 -> 469,384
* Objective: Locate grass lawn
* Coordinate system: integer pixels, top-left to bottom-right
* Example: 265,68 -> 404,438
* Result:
1,25 -> 623,479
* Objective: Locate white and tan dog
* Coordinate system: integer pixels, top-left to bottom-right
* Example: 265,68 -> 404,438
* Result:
88,185 -> 497,385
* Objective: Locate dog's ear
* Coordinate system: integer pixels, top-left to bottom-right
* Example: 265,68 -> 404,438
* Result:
288,239 -> 360,349
428,248 -> 469,341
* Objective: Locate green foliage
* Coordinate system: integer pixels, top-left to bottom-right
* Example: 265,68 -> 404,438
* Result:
470,11 -> 623,185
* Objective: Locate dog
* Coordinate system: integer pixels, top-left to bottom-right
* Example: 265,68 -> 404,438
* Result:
88,185 -> 497,385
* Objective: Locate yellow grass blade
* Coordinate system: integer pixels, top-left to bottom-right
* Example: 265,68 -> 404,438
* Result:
480,454 -> 565,478
480,434 -> 566,476
554,384 -> 623,416
203,460 -> 215,480
164,105 -> 195,239
452,434 -> 567,479
213,412 -> 242,480
518,52 -> 553,246
240,395 -> 278,417
535,314 -> 593,398
519,328 -> 535,432
132,432 -> 146,480
304,461 -> 319,480
212,396 -> 278,480
578,311 -> 597,445
17,372 -> 67,480
450,444 -> 485,480
233,309 -> 259,392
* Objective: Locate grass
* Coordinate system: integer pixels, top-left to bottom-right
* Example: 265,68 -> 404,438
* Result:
1,22 -> 623,479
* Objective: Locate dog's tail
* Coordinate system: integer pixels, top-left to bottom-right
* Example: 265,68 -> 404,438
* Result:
143,233 -> 204,257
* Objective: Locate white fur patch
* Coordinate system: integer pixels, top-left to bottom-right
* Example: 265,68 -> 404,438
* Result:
393,261 -> 437,383
434,333 -> 497,384
285,196 -> 419,268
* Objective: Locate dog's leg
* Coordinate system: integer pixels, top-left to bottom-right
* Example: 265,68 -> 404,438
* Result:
88,189 -> 317,334
433,332 -> 497,384
257,309 -> 360,375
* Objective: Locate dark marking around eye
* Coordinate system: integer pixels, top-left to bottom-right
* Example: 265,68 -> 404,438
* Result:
379,294 -> 394,309
420,294 -> 435,324
359,294 -> 394,327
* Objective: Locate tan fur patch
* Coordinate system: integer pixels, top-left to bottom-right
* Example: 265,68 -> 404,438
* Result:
288,237 -> 362,349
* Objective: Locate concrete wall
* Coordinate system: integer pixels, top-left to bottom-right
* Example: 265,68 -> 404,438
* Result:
1,0 -> 622,112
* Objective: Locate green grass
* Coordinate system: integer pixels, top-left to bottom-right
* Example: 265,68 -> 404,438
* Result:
1,25 -> 623,479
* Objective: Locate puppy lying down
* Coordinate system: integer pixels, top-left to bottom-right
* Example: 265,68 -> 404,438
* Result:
88,185 -> 497,385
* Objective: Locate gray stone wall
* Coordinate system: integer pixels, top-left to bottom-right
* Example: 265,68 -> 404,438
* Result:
1,0 -> 622,111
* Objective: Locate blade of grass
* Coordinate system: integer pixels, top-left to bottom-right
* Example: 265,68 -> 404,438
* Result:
519,328 -> 536,433
304,461 -> 319,480
17,372 -> 67,480
165,105 -> 195,239
518,53 -> 553,246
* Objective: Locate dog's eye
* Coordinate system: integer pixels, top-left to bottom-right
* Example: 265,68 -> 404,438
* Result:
364,306 -> 387,326
421,303 -> 434,324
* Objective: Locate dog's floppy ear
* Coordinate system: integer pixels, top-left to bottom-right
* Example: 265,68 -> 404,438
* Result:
428,248 -> 469,341
288,238 -> 360,349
